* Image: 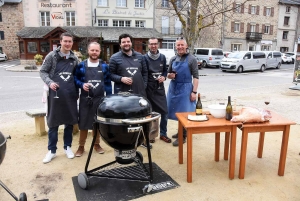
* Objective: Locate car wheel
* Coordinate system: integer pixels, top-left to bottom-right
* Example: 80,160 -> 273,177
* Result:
4,56 -> 7,61
260,65 -> 265,72
292,59 -> 295,64
202,61 -> 207,68
276,62 -> 281,69
282,61 -> 285,64
237,66 -> 243,73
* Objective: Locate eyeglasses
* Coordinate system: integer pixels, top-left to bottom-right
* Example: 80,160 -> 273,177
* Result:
177,37 -> 184,40
149,43 -> 158,46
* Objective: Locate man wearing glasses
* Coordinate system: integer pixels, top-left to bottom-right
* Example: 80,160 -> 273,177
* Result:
74,42 -> 112,157
144,37 -> 172,145
167,37 -> 199,146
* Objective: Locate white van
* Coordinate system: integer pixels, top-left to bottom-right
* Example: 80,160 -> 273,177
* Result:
220,51 -> 266,73
264,51 -> 282,69
158,49 -> 176,66
193,48 -> 224,68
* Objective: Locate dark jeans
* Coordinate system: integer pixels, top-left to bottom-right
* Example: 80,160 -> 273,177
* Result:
160,113 -> 168,137
48,124 -> 73,153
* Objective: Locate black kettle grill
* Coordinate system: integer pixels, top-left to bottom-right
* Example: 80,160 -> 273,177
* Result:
77,93 -> 160,193
0,131 -> 27,201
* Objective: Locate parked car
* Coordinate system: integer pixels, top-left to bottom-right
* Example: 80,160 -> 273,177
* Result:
220,51 -> 266,73
193,48 -> 224,68
194,56 -> 202,69
264,51 -> 282,69
281,53 -> 293,64
0,51 -> 7,61
158,48 -> 176,66
284,52 -> 296,64
223,51 -> 232,58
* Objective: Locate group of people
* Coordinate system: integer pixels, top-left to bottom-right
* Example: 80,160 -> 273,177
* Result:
40,32 -> 199,164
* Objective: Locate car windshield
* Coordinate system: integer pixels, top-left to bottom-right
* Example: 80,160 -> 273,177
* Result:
227,52 -> 244,59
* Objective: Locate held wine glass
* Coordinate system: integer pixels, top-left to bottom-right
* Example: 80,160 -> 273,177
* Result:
128,76 -> 133,92
86,83 -> 92,98
157,75 -> 162,89
53,82 -> 60,98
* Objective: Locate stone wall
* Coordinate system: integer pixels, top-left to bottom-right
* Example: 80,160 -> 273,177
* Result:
0,2 -> 24,59
20,59 -> 36,65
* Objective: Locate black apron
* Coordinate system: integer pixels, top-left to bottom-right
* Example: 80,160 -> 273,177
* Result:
114,55 -> 146,97
145,55 -> 167,114
47,57 -> 78,128
78,61 -> 104,130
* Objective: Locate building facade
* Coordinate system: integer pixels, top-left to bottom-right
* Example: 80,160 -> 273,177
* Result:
0,0 -> 24,59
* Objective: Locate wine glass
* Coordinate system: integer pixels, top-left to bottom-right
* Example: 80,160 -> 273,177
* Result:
171,70 -> 177,80
157,75 -> 162,89
86,83 -> 92,98
128,76 -> 133,92
53,82 -> 59,98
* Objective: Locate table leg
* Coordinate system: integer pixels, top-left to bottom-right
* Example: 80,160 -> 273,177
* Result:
278,126 -> 290,176
178,121 -> 183,164
187,129 -> 193,183
215,132 -> 220,162
257,132 -> 265,158
224,132 -> 230,160
239,128 -> 248,179
229,127 -> 236,179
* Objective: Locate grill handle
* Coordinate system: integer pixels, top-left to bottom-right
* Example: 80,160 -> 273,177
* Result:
122,112 -> 161,124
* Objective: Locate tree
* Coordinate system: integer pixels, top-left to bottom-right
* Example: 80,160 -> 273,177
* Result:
166,0 -> 256,50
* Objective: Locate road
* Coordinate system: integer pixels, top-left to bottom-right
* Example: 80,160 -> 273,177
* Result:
0,60 -> 296,114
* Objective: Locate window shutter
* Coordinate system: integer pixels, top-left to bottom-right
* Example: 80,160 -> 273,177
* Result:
263,7 -> 266,16
256,6 -> 260,15
233,2 -> 236,12
247,23 -> 250,32
248,5 -> 251,14
270,25 -> 273,35
271,7 -> 274,17
241,4 -> 244,13
256,24 -> 259,32
0,31 -> 4,40
0,13 -> 2,22
231,22 -> 234,32
241,22 -> 244,33
262,24 -> 265,33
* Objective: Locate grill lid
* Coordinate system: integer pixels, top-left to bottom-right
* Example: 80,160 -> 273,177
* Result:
97,93 -> 152,120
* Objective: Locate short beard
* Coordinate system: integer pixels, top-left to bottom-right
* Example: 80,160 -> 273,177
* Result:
89,55 -> 99,62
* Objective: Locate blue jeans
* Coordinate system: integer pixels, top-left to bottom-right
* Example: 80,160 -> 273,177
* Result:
160,113 -> 168,137
48,124 -> 73,153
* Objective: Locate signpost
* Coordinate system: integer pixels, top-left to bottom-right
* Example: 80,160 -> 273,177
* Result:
289,54 -> 300,90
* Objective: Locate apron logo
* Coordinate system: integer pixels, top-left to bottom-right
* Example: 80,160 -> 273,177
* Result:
127,70 -> 137,76
152,72 -> 162,79
60,75 -> 71,81
134,59 -> 138,61
98,71 -> 102,73
89,83 -> 100,89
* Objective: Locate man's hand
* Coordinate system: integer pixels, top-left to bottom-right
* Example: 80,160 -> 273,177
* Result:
121,77 -> 133,85
50,82 -> 59,91
190,92 -> 196,102
157,76 -> 165,83
83,83 -> 91,92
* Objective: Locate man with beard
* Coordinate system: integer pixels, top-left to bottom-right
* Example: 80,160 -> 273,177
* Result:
167,37 -> 199,146
144,37 -> 171,144
40,32 -> 79,163
74,42 -> 112,157
109,33 -> 149,148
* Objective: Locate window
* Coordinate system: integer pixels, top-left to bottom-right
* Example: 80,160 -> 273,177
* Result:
250,24 -> 256,32
0,31 -> 4,40
212,50 -> 223,56
98,19 -> 108,27
162,40 -> 175,49
251,6 -> 256,14
113,20 -> 130,27
235,3 -> 241,13
0,47 -> 2,53
231,44 -> 241,51
135,0 -> 144,8
283,31 -> 288,40
40,41 -> 50,53
234,22 -> 240,32
117,0 -> 126,7
97,0 -> 107,6
284,17 -> 290,26
286,6 -> 291,13
19,42 -> 24,54
27,42 -> 37,53
40,12 -> 50,26
135,20 -> 145,28
266,7 -> 271,16
253,52 -> 266,59
162,0 -> 169,7
175,17 -> 182,34
244,52 -> 251,59
264,25 -> 270,34
280,47 -> 289,52
0,13 -> 2,22
196,49 -> 209,55
161,16 -> 169,34
176,0 -> 182,8
65,11 -> 75,26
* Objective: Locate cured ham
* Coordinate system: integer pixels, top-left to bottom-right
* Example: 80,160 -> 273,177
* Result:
231,106 -> 272,123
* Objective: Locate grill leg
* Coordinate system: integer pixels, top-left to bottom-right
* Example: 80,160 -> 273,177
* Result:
0,180 -> 18,201
145,129 -> 153,183
84,122 -> 99,173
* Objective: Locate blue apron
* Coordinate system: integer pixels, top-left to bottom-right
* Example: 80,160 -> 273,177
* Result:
167,55 -> 196,120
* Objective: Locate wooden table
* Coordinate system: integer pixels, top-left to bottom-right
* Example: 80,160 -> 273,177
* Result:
238,111 -> 296,179
176,112 -> 242,183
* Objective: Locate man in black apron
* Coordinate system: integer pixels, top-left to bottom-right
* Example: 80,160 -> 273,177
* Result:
109,33 -> 150,148
144,37 -> 172,144
40,32 -> 79,163
74,42 -> 112,157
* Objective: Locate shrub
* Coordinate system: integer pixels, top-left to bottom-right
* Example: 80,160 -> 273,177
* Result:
34,54 -> 43,63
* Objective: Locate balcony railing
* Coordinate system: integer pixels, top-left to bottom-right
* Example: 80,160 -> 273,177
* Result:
161,27 -> 169,35
174,28 -> 182,35
246,32 -> 262,40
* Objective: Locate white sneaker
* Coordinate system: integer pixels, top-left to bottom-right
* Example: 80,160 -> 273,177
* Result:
64,146 -> 74,159
43,151 -> 56,164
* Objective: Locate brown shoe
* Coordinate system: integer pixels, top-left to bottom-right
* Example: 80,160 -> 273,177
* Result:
94,144 -> 105,154
75,146 -> 84,157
